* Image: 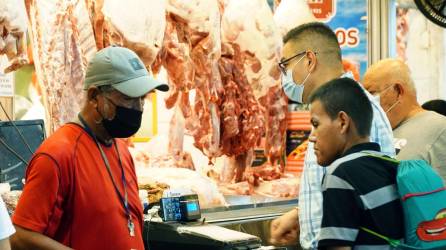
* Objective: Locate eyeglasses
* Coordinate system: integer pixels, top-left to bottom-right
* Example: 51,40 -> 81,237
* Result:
278,51 -> 306,74
278,51 -> 319,74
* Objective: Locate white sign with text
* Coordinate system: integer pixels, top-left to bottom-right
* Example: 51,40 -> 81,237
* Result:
0,56 -> 15,97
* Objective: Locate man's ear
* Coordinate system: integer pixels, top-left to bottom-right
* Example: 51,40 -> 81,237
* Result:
338,111 -> 350,135
394,82 -> 404,99
306,50 -> 318,73
87,87 -> 100,106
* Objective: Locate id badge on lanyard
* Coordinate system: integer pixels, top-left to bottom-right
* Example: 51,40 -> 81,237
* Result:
78,114 -> 135,237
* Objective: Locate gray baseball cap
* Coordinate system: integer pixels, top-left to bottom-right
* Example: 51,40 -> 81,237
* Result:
83,46 -> 169,97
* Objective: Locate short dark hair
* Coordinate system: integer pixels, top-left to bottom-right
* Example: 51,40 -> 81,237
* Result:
422,99 -> 446,117
98,85 -> 115,93
283,22 -> 342,64
309,77 -> 373,137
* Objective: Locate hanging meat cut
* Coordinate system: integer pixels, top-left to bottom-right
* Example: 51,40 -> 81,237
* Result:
218,44 -> 265,158
85,0 -> 166,69
221,0 -> 287,168
25,0 -> 96,133
273,0 -> 316,37
85,0 -> 105,50
100,0 -> 166,68
221,0 -> 282,98
161,0 -> 223,161
0,0 -> 29,73
167,106 -> 196,170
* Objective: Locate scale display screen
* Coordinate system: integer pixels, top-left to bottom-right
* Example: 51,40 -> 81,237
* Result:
187,202 -> 198,212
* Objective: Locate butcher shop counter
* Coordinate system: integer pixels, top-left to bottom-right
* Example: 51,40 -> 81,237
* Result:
142,207 -> 293,250
200,199 -> 298,225
142,199 -> 298,249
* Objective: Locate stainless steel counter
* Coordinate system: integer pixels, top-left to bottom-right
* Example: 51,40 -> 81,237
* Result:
202,199 -> 298,225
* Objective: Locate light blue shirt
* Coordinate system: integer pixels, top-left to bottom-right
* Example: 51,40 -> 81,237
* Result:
298,72 -> 395,249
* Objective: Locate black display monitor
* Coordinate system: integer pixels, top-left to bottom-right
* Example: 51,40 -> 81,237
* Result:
0,119 -> 45,190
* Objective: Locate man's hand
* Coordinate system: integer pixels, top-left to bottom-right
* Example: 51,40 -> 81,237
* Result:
270,208 -> 299,246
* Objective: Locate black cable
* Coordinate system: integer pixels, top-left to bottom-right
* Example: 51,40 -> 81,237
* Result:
0,137 -> 29,166
0,100 -> 33,155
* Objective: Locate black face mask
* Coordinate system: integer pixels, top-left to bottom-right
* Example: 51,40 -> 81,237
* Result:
99,103 -> 143,138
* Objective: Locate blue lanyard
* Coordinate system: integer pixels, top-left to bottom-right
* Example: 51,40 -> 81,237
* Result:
77,115 -> 133,231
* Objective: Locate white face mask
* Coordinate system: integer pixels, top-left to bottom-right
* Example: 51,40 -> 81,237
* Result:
372,93 -> 381,103
372,84 -> 399,113
281,55 -> 310,103
385,99 -> 400,113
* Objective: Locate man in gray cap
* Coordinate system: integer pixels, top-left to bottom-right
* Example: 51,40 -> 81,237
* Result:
11,46 -> 168,250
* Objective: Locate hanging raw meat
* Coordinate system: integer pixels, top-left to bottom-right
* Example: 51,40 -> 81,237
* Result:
215,43 -> 265,182
99,0 -> 166,68
25,0 -> 96,133
0,0 -> 29,73
166,106 -> 195,170
161,0 -> 223,160
273,0 -> 316,37
221,0 -> 281,98
84,0 -> 106,49
221,0 -> 287,169
262,85 -> 288,166
158,13 -> 194,113
156,13 -> 195,166
218,44 -> 265,158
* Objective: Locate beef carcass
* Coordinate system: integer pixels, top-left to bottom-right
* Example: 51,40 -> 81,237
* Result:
162,0 -> 223,160
168,106 -> 186,159
85,0 -> 166,70
100,0 -> 166,68
159,14 -> 194,113
25,0 -> 96,133
221,0 -> 282,98
0,0 -> 29,73
221,0 -> 287,167
218,44 -> 265,158
215,43 -> 266,183
273,0 -> 316,37
261,85 -> 287,167
85,0 -> 106,49
219,150 -> 254,183
167,106 -> 195,170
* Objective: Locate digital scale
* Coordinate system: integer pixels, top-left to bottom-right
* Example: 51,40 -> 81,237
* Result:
159,194 -> 201,222
146,189 -> 286,250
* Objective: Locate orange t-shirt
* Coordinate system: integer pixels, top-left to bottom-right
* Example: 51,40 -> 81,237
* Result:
12,124 -> 144,250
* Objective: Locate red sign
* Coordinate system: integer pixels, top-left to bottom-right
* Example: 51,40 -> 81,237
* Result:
307,0 -> 336,22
